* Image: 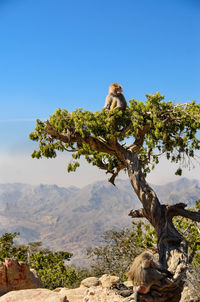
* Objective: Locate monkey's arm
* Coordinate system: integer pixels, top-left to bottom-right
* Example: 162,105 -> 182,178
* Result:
150,260 -> 173,278
103,95 -> 113,110
156,267 -> 173,278
115,94 -> 127,110
110,98 -> 117,110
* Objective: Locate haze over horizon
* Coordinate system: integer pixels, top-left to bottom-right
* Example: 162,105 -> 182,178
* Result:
0,0 -> 199,188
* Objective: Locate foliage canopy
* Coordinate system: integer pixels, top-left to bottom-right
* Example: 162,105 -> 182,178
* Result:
30,93 -> 200,182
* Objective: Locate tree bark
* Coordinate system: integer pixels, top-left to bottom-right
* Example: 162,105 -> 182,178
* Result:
120,149 -> 188,302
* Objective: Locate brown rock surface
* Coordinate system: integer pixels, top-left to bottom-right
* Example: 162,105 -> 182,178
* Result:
0,275 -> 133,302
99,274 -> 120,288
59,286 -> 124,302
58,276 -> 126,302
80,277 -> 100,288
123,281 -> 133,289
0,263 -> 7,295
0,288 -> 67,302
0,259 -> 43,296
59,287 -> 86,302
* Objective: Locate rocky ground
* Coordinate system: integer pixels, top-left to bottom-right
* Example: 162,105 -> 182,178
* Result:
0,259 -> 193,302
0,274 -> 193,302
0,274 -> 134,302
0,258 -> 134,302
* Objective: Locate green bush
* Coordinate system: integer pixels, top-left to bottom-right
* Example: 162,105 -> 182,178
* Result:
0,232 -> 81,289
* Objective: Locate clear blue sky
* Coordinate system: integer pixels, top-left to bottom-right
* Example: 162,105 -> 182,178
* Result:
0,0 -> 199,187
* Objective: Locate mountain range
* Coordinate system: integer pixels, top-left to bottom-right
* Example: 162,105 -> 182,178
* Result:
0,177 -> 199,265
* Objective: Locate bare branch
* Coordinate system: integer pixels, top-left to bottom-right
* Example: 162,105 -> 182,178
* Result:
107,163 -> 125,186
128,208 -> 146,218
166,203 -> 200,222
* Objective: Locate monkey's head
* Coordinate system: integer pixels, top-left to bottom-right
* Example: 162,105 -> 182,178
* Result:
109,83 -> 122,95
141,258 -> 156,269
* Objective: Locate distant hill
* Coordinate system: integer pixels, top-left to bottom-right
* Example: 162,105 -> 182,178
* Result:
0,178 -> 199,264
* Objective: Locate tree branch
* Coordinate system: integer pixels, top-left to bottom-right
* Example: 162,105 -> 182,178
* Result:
129,203 -> 200,223
128,208 -> 146,218
107,163 -> 125,186
43,120 -> 118,157
166,203 -> 200,222
128,124 -> 151,153
120,122 -> 133,137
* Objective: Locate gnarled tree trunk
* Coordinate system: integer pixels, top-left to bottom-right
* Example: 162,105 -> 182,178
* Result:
122,150 -> 193,302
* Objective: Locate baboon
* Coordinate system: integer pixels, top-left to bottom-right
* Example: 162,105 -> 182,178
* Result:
127,251 -> 173,294
103,83 -> 127,111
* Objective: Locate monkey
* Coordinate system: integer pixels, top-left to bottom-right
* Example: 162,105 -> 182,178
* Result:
127,251 -> 173,295
103,83 -> 127,111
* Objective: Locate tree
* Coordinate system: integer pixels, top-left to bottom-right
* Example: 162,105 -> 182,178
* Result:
0,232 -> 28,262
30,92 -> 200,301
0,232 -> 79,289
87,223 -> 156,280
29,250 -> 77,289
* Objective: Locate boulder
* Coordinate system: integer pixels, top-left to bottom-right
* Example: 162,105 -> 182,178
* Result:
0,263 -> 7,295
0,288 -> 68,302
0,259 -> 43,296
0,273 -> 132,302
80,277 -> 100,288
123,281 -> 133,289
99,274 -> 120,288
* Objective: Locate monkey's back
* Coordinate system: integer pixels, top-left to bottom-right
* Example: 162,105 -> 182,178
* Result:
131,266 -> 164,287
127,253 -> 164,287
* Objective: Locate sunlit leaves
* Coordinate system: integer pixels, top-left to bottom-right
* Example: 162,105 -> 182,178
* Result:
67,161 -> 80,172
0,232 -> 28,262
30,250 -> 77,289
0,232 -> 79,290
30,92 -> 200,177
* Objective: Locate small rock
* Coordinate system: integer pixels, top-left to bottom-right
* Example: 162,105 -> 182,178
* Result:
99,274 -> 120,288
112,281 -> 133,297
53,287 -> 63,292
123,281 -> 133,289
81,277 -> 100,288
